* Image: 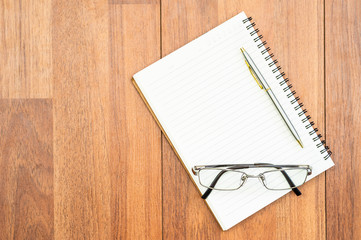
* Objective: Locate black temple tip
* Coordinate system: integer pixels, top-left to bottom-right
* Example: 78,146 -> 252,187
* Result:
292,187 -> 302,196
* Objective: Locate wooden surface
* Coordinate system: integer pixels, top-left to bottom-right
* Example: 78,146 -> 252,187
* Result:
325,0 -> 361,239
0,0 -> 359,239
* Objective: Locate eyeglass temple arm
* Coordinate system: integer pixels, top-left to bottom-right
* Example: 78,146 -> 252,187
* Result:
201,170 -> 227,199
201,165 -> 301,199
279,169 -> 301,196
255,163 -> 301,196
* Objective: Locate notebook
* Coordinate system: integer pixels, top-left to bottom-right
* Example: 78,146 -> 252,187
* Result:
132,11 -> 334,230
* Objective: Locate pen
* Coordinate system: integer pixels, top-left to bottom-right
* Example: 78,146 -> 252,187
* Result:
240,47 -> 304,148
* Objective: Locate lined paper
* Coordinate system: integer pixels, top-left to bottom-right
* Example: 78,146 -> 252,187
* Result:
133,12 -> 334,230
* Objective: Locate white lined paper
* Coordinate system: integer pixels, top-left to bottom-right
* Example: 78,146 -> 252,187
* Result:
133,11 -> 334,230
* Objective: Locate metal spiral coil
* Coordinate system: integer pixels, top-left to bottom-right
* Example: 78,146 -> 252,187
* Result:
242,16 -> 332,160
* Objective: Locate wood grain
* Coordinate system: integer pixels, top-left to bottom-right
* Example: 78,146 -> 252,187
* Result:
0,99 -> 53,240
52,1 -> 112,238
161,0 -> 326,239
108,2 -> 162,239
325,0 -> 361,239
0,0 -> 359,238
52,0 -> 162,239
0,0 -> 52,98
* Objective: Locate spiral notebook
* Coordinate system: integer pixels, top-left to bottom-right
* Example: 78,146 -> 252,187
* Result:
132,12 -> 334,230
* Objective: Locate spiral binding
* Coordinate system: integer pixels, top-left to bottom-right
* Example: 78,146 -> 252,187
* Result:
242,17 -> 332,160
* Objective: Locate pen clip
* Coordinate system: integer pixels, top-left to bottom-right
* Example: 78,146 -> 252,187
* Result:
244,60 -> 263,89
241,47 -> 263,89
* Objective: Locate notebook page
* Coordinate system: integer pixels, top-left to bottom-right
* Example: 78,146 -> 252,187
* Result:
133,12 -> 334,230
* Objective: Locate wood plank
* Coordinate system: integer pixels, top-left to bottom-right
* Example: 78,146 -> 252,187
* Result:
161,0 -> 325,238
52,1 -> 112,239
0,99 -> 53,240
53,0 -> 162,238
110,0 -> 158,4
0,0 -> 52,98
325,0 -> 361,239
108,2 -> 162,239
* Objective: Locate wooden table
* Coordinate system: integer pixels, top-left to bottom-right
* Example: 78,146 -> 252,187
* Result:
0,0 -> 360,239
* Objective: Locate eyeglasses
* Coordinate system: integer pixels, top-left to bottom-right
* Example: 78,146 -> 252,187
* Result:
192,163 -> 312,199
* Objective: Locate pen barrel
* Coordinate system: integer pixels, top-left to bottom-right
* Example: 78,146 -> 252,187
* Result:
265,88 -> 302,143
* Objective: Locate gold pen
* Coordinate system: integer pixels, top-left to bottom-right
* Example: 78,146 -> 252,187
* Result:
240,47 -> 304,148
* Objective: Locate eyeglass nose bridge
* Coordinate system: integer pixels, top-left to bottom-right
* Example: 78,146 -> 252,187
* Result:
241,173 -> 266,180
241,173 -> 266,187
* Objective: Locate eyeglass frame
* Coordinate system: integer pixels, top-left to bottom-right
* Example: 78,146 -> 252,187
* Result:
192,163 -> 312,199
